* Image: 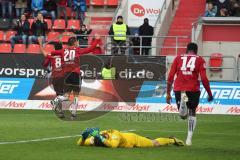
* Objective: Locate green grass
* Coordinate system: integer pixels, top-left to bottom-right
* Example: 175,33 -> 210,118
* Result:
0,109 -> 239,160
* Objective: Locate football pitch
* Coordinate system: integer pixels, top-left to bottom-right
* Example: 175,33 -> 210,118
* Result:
0,109 -> 239,160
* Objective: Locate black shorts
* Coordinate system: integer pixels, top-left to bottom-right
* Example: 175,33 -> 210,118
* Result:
64,72 -> 82,93
51,77 -> 64,96
174,91 -> 200,110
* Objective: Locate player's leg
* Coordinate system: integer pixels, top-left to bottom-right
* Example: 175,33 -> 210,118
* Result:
64,72 -> 81,120
185,91 -> 200,146
51,77 -> 68,118
134,134 -> 154,148
174,91 -> 188,119
71,73 -> 82,119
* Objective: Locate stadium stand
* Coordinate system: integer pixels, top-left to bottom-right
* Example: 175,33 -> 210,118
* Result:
26,44 -> 40,54
161,0 -> 206,55
13,44 -> 26,54
5,31 -> 17,42
44,44 -> 55,54
0,43 -> 11,53
52,19 -> 66,30
46,31 -> 60,43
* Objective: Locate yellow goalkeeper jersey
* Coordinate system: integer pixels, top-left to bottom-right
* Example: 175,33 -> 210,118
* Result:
100,129 -> 154,148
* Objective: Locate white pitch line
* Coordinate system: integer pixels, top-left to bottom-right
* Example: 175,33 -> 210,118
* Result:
0,129 -> 136,145
138,129 -> 240,136
1,128 -> 237,145
0,135 -> 81,145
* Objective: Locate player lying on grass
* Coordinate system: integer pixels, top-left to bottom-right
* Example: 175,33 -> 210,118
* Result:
77,128 -> 184,148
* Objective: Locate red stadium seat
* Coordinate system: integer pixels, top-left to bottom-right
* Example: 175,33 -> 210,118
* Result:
52,19 -> 66,30
0,30 -> 4,41
209,53 -> 223,72
0,43 -> 11,53
47,31 -> 60,42
44,19 -> 52,29
67,20 -> 80,30
13,44 -> 26,53
107,0 -> 118,6
61,32 -> 74,43
26,44 -> 40,54
91,0 -> 105,6
44,44 -> 55,54
5,31 -> 17,41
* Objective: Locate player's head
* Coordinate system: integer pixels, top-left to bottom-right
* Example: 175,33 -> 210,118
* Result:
54,43 -> 63,50
68,37 -> 78,46
186,42 -> 198,54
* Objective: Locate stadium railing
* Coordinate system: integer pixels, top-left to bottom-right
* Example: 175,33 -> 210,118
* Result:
44,33 -> 189,55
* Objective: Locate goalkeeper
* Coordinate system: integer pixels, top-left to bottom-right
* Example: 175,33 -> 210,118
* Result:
77,128 -> 184,148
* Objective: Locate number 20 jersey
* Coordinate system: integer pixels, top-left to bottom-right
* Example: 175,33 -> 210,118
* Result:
167,53 -> 212,96
51,40 -> 100,74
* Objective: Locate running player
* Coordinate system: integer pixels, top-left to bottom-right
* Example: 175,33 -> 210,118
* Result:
166,42 -> 213,146
41,43 -> 67,118
77,128 -> 184,148
51,34 -> 101,119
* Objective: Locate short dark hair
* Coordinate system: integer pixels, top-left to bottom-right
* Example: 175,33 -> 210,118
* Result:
117,16 -> 123,20
93,137 -> 105,147
68,37 -> 77,46
186,42 -> 198,54
54,43 -> 63,50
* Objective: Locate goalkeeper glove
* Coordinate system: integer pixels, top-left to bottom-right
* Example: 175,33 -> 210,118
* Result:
81,128 -> 91,140
89,128 -> 100,137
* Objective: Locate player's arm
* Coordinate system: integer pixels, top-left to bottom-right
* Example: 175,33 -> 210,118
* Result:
102,135 -> 120,148
199,59 -> 213,101
166,57 -> 178,104
90,128 -> 120,148
80,34 -> 101,54
42,54 -> 51,67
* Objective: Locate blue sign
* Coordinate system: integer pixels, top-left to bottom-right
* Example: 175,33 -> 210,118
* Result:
136,81 -> 240,105
0,78 -> 35,99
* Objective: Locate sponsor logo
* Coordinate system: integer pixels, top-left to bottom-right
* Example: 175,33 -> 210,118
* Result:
137,82 -> 240,105
0,78 -> 34,100
196,106 -> 214,113
100,103 -> 150,112
38,102 -> 52,109
131,4 -> 145,17
0,68 -> 45,78
130,3 -> 160,17
227,107 -> 240,114
4,101 -> 26,108
0,80 -> 19,94
162,105 -> 178,113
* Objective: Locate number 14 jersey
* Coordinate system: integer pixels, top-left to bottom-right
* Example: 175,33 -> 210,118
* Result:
167,53 -> 212,96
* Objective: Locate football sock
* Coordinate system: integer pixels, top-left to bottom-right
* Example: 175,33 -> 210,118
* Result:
72,97 -> 78,115
155,138 -> 175,146
179,92 -> 188,117
187,116 -> 197,140
57,95 -> 68,102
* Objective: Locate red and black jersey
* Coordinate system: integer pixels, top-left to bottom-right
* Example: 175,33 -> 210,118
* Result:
167,52 -> 212,97
43,53 -> 64,78
51,39 -> 100,74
